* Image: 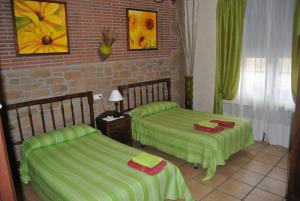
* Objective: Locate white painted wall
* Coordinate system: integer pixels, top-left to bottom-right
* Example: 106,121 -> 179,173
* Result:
193,0 -> 218,113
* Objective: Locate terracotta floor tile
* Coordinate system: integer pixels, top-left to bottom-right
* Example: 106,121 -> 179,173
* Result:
262,145 -> 288,157
22,183 -> 34,192
216,164 -> 240,177
187,180 -> 213,200
245,142 -> 268,152
277,158 -> 288,170
257,177 -> 287,197
227,155 -> 250,167
218,178 -> 253,199
179,163 -> 201,180
244,188 -> 283,201
268,167 -> 288,182
22,184 -> 41,201
253,152 -> 281,165
232,169 -> 264,186
237,149 -> 259,159
194,172 -> 228,188
243,160 -> 274,175
183,176 -> 192,183
202,190 -> 240,201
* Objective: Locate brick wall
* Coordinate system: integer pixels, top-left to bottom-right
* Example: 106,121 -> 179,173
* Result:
0,0 -> 185,146
0,0 -> 185,158
0,0 -> 180,70
1,0 -> 185,101
2,57 -> 183,108
0,0 -> 185,103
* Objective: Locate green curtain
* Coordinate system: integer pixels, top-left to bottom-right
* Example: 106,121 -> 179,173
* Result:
213,0 -> 246,114
292,0 -> 300,101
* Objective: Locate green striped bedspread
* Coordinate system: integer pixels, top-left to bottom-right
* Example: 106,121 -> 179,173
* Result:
131,107 -> 254,181
20,124 -> 193,201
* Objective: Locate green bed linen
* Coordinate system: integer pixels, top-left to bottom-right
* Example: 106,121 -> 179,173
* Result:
20,125 -> 193,201
131,107 -> 254,181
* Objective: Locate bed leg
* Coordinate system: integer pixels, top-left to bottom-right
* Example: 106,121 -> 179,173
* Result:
140,144 -> 145,148
193,164 -> 199,169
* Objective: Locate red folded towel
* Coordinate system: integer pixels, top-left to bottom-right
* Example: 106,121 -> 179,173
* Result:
127,159 -> 167,176
194,124 -> 224,133
210,120 -> 235,128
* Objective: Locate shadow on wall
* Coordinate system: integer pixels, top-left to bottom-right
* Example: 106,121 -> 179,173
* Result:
0,65 -> 23,200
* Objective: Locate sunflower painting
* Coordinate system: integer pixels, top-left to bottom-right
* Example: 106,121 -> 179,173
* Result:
11,0 -> 69,55
127,9 -> 157,50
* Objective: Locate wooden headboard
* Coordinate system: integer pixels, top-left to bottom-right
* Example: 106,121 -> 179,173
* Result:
118,78 -> 171,113
5,91 -> 94,145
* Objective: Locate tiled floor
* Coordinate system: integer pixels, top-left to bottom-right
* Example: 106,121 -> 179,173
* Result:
22,141 -> 289,201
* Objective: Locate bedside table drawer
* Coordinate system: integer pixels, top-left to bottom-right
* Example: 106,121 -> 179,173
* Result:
110,130 -> 131,143
107,119 -> 130,134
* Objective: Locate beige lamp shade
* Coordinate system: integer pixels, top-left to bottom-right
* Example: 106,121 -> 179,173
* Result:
109,89 -> 123,102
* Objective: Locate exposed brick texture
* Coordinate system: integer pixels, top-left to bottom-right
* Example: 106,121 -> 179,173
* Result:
0,0 -> 179,70
2,58 -> 183,105
0,0 -> 186,158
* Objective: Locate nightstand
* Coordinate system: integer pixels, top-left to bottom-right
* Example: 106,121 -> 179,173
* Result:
96,111 -> 132,145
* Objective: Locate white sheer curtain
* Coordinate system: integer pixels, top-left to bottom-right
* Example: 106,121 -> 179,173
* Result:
224,0 -> 294,147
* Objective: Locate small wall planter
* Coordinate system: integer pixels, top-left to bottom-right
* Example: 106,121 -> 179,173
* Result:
98,29 -> 117,61
99,44 -> 112,60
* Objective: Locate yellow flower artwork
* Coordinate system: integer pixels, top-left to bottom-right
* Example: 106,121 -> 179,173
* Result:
127,9 -> 157,50
12,0 -> 69,55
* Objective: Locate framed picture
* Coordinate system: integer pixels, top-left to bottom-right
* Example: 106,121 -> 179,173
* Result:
127,8 -> 157,50
11,0 -> 69,55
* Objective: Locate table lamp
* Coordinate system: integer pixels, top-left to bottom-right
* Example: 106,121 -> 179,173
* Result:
109,89 -> 123,117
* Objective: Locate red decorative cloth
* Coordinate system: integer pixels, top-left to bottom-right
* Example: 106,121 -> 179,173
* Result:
127,160 -> 167,176
194,124 -> 224,133
210,120 -> 235,128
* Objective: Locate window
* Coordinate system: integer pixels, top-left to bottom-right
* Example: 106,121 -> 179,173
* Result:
238,57 -> 293,108
242,57 -> 266,101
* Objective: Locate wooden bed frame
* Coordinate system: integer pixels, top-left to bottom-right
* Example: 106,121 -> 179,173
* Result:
118,78 -> 171,113
5,91 -> 95,145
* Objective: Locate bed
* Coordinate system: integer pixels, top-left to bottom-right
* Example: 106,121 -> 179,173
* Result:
118,79 -> 254,181
6,92 -> 193,201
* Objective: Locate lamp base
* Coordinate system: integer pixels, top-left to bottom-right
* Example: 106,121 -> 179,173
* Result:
113,112 -> 122,118
113,102 -> 122,118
